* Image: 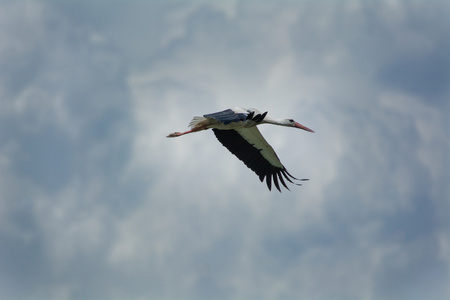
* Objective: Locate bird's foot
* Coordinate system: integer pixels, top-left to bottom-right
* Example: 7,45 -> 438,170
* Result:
166,132 -> 181,138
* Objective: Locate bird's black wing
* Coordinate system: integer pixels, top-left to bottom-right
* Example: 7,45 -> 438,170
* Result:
204,109 -> 268,125
204,109 -> 248,125
212,127 -> 304,192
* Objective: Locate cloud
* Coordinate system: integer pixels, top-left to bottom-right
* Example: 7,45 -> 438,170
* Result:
0,1 -> 449,300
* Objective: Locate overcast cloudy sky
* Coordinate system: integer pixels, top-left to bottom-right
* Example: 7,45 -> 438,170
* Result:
1,1 -> 449,299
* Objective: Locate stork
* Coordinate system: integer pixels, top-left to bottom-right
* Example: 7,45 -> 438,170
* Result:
167,107 -> 314,192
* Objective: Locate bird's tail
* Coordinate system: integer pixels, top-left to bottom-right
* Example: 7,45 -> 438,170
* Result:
188,116 -> 208,128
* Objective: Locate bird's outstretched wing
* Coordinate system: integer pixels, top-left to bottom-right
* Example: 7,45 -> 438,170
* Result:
204,109 -> 248,125
212,127 -> 304,191
204,108 -> 268,125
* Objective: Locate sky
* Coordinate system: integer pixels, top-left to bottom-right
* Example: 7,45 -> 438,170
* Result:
0,0 -> 449,300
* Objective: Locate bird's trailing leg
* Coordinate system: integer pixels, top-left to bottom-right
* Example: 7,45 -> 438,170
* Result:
166,125 -> 207,138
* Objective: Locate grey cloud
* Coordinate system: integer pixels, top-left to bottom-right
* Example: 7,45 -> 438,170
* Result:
1,1 -> 449,300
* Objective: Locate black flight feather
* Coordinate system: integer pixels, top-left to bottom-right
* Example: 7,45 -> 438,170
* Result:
212,128 -> 301,192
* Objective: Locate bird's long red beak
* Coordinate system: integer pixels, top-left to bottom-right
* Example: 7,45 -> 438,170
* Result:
294,122 -> 315,133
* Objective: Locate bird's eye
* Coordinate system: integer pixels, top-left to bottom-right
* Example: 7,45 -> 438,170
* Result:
289,119 -> 294,123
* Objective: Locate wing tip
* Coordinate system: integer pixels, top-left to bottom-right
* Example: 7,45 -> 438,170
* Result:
261,169 -> 309,192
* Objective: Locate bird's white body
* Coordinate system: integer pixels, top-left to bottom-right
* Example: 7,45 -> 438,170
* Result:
189,107 -> 261,129
167,107 -> 314,191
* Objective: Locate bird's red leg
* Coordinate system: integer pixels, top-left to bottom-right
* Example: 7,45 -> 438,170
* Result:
166,125 -> 207,138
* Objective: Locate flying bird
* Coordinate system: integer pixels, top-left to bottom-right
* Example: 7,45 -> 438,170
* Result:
167,107 -> 314,192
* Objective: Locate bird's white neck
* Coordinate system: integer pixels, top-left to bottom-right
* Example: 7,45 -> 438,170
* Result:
260,117 -> 290,126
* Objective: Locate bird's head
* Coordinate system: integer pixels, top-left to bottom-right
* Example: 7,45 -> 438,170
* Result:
284,119 -> 315,132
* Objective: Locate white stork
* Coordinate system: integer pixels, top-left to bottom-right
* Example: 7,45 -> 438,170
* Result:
167,107 -> 314,192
